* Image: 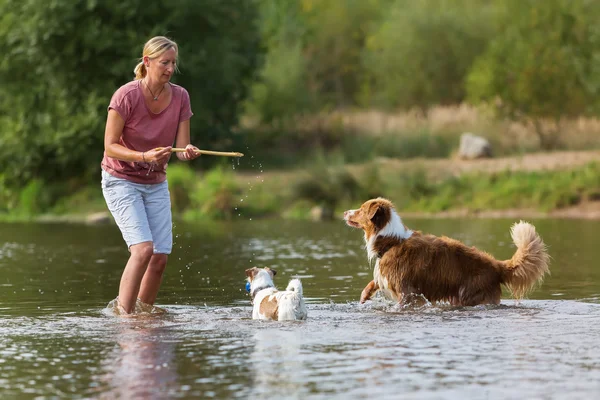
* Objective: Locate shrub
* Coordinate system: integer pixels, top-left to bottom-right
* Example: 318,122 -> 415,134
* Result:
185,166 -> 241,220
467,0 -> 600,149
167,164 -> 198,214
16,180 -> 51,216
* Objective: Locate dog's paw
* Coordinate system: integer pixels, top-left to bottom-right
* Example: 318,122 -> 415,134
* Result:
359,291 -> 372,304
360,280 -> 377,303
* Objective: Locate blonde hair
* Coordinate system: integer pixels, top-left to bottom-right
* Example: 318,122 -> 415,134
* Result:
134,36 -> 179,80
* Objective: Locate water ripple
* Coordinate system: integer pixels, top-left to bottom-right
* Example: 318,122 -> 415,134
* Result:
1,300 -> 599,398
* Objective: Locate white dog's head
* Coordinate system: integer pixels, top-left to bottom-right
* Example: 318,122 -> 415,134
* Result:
245,267 -> 277,303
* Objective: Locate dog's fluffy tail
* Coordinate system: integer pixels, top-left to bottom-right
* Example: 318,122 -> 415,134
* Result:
285,279 -> 303,296
502,221 -> 550,299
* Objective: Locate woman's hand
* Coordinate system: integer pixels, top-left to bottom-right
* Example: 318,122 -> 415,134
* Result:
178,144 -> 201,161
144,146 -> 172,165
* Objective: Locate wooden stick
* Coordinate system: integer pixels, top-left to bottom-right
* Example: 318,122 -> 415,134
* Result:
170,148 -> 244,157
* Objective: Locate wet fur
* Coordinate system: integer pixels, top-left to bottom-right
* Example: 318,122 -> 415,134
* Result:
344,198 -> 550,306
245,267 -> 307,321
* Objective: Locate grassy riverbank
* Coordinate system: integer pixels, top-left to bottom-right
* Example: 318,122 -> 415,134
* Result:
246,155 -> 600,220
3,150 -> 599,223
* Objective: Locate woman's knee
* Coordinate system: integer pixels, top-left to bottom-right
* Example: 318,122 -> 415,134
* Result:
130,242 -> 154,262
148,254 -> 168,275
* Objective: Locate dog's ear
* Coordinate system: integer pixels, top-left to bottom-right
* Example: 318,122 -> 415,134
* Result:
367,202 -> 382,220
367,202 -> 389,229
245,267 -> 258,279
265,267 -> 277,276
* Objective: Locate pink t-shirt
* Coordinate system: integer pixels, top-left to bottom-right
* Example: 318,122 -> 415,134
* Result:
101,80 -> 193,184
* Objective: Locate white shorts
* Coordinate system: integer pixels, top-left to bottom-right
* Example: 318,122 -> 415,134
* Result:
101,169 -> 173,254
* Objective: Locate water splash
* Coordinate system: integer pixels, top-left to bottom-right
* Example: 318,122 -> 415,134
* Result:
145,163 -> 155,176
104,298 -> 166,316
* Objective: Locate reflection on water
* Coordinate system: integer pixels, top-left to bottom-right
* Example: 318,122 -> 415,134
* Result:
0,218 -> 600,398
97,320 -> 178,399
249,329 -> 307,399
2,301 -> 600,399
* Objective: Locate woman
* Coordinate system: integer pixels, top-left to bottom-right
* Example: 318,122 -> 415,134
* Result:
101,36 -> 199,314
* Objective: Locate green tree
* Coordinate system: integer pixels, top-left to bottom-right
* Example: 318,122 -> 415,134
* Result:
302,0 -> 386,108
362,0 -> 495,110
245,0 -> 387,123
0,0 -> 261,190
467,0 -> 600,149
244,0 -> 313,123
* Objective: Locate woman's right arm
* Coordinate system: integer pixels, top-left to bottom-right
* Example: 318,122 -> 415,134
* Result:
104,109 -> 144,162
104,109 -> 171,163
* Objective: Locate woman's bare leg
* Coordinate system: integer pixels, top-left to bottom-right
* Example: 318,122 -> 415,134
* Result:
118,242 -> 154,313
138,254 -> 168,305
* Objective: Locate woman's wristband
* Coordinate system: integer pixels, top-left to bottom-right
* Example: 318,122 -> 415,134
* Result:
141,152 -> 146,163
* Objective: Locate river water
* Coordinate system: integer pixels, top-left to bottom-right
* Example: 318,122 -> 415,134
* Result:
1,218 -> 599,399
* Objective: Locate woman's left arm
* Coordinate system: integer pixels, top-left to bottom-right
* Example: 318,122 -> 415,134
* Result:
175,119 -> 200,161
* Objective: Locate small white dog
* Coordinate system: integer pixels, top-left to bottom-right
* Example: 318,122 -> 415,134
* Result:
245,267 -> 307,321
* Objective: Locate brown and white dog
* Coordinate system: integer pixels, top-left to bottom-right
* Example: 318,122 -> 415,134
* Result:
245,267 -> 307,321
344,198 -> 550,306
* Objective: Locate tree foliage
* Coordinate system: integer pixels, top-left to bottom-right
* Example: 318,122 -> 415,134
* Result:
244,0 -> 313,123
362,0 -> 495,110
301,0 -> 385,108
0,0 -> 261,187
2,0 -> 600,196
467,0 -> 600,149
245,0 -> 497,119
245,0 -> 388,123
245,0 -> 600,150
